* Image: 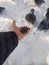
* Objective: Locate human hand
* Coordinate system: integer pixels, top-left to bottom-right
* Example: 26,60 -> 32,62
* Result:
11,20 -> 30,40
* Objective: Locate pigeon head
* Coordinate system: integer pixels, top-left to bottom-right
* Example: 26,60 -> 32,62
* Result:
31,9 -> 34,14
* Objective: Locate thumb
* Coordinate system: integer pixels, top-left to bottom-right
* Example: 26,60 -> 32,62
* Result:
12,20 -> 16,26
12,20 -> 18,28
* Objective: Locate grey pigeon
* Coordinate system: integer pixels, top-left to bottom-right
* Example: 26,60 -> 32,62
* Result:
25,9 -> 36,24
38,19 -> 49,30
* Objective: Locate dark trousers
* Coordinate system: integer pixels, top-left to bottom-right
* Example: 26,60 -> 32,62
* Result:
0,32 -> 18,65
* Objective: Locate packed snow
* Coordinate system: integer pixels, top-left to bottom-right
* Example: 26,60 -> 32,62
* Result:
0,0 -> 49,65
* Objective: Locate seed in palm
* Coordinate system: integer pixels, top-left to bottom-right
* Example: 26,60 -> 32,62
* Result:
20,27 -> 29,34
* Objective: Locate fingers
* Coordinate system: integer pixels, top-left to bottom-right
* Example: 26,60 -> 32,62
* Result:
12,20 -> 16,26
12,20 -> 18,29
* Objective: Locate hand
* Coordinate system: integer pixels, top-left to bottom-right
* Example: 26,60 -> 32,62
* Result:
11,20 -> 30,40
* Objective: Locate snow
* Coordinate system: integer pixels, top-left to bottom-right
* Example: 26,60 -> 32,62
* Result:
0,0 -> 49,65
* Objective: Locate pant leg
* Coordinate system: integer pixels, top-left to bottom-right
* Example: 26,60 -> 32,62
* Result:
0,31 -> 18,65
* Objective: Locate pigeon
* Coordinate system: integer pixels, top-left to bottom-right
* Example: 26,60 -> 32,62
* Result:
20,27 -> 29,34
35,0 -> 45,6
0,7 -> 5,13
25,9 -> 36,24
46,8 -> 49,19
38,19 -> 49,30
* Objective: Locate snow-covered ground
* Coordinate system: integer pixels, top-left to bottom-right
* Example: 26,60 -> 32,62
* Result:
0,0 -> 49,65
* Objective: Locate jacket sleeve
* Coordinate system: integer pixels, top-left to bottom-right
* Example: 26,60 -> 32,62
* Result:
0,31 -> 18,65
